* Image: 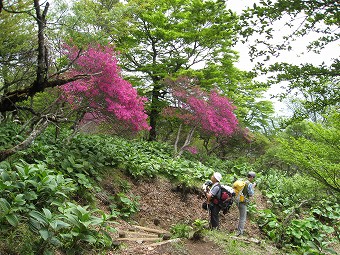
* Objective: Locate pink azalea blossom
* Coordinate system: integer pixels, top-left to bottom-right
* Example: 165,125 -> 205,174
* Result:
163,82 -> 238,137
61,44 -> 150,131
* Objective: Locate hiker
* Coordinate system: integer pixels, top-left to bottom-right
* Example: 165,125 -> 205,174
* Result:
236,171 -> 256,236
205,172 -> 223,229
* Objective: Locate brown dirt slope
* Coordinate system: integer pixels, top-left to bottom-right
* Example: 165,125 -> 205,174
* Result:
103,176 -> 271,255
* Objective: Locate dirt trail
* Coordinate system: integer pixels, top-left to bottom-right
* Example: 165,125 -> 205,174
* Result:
103,176 -> 268,255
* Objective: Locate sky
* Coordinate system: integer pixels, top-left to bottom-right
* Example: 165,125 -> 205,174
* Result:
227,0 -> 338,68
226,0 -> 339,116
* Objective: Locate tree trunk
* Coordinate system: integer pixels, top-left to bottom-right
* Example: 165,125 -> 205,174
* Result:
175,126 -> 196,158
148,84 -> 161,141
33,0 -> 49,92
174,124 -> 182,154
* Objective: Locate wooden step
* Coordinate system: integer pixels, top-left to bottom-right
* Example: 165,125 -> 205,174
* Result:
131,225 -> 170,235
147,238 -> 181,247
126,231 -> 158,238
116,237 -> 162,242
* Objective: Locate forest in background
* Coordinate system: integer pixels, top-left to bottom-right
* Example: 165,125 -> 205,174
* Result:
0,0 -> 339,254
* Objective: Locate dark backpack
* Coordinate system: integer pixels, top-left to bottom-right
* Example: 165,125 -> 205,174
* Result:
212,184 -> 234,213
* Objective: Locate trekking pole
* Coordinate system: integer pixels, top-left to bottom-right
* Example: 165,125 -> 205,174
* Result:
203,181 -> 212,229
207,203 -> 211,229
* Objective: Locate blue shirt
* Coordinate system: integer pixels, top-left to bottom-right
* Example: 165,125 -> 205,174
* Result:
210,182 -> 220,197
247,182 -> 255,197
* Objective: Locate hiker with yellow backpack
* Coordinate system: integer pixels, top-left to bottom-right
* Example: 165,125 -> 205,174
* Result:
232,171 -> 256,236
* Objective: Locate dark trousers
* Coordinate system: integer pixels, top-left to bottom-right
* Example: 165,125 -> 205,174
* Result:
210,203 -> 221,229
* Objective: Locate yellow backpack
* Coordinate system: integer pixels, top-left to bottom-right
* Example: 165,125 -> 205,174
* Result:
232,180 -> 248,203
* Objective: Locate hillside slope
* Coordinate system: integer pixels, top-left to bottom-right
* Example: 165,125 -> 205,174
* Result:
98,174 -> 284,255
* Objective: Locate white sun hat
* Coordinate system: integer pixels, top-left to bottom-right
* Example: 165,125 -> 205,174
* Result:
213,172 -> 222,182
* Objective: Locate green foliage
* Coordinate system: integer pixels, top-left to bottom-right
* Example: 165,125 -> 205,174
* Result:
116,179 -> 132,193
170,219 -> 208,241
202,156 -> 235,175
57,202 -> 114,253
191,219 -> 209,240
170,223 -> 193,239
21,130 -> 117,200
241,0 -> 338,60
257,209 -> 280,241
2,125 -> 339,254
312,201 -> 340,225
53,133 -> 214,187
286,217 -> 337,254
0,3 -> 36,94
0,160 -> 76,216
206,231 -> 271,255
27,202 -> 114,254
192,219 -> 208,230
260,171 -> 322,210
256,203 -> 338,254
60,0 -> 274,140
0,224 -> 37,255
109,193 -> 140,220
273,120 -> 340,193
21,129 -> 260,190
240,0 -> 339,126
0,159 -> 114,254
256,167 -> 339,253
0,122 -> 24,149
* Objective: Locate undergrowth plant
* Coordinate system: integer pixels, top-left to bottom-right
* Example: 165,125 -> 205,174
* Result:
0,122 -> 25,150
256,168 -> 339,254
109,193 -> 140,220
1,126 -> 339,254
0,160 -> 114,254
192,219 -> 209,240
170,223 -> 193,239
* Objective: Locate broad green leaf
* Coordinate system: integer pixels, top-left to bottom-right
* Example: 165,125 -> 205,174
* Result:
29,211 -> 48,226
43,208 -> 52,220
50,220 -> 70,231
39,229 -> 50,240
83,234 -> 97,244
14,194 -> 26,206
24,191 -> 38,201
5,214 -> 19,227
0,198 -> 11,213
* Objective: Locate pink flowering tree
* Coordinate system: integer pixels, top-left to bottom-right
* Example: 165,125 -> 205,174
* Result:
61,44 -> 150,133
162,77 -> 239,157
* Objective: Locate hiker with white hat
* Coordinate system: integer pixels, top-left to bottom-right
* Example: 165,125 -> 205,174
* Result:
205,172 -> 223,229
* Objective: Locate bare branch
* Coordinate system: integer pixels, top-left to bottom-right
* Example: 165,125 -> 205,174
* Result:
0,73 -> 101,113
49,49 -> 83,78
0,118 -> 49,161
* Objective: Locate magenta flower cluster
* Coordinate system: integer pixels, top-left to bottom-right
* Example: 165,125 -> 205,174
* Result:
61,44 -> 150,131
166,87 -> 239,137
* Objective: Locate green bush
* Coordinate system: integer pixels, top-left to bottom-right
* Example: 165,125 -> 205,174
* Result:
0,160 -> 114,254
109,193 -> 140,220
286,217 -> 336,254
170,223 -> 193,239
0,122 -> 24,150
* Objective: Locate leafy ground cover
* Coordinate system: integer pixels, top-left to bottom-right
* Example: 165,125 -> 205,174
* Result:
0,128 -> 339,254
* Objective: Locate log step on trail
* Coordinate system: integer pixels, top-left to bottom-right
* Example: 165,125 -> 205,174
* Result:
147,238 -> 181,248
131,225 -> 170,235
115,225 -> 172,244
116,237 -> 162,242
123,231 -> 159,238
